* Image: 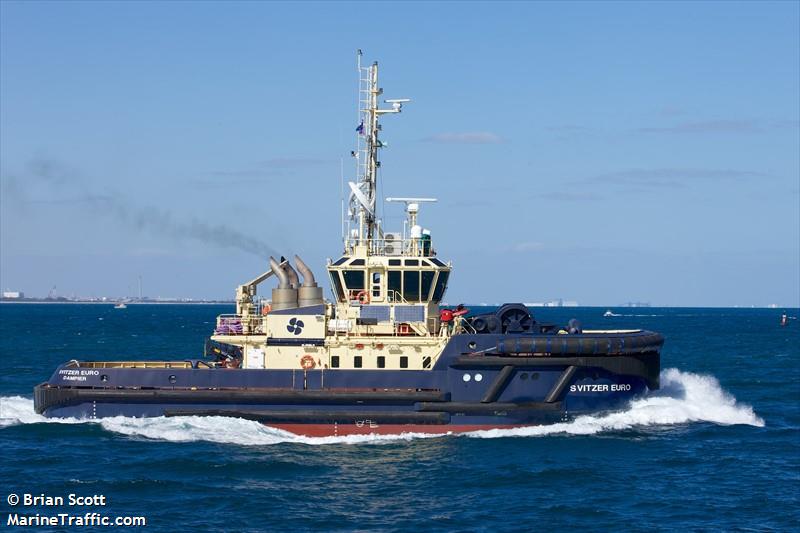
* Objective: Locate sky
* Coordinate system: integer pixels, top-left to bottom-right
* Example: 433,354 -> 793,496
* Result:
1,0 -> 798,307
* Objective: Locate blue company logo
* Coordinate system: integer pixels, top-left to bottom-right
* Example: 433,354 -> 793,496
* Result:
287,317 -> 304,335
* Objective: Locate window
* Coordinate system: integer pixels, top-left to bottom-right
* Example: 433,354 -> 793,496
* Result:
377,356 -> 385,369
330,273 -> 345,301
432,271 -> 450,301
430,258 -> 446,267
423,356 -> 432,369
388,270 -> 401,300
331,356 -> 340,368
421,271 -> 435,301
333,257 -> 348,266
371,272 -> 382,299
350,259 -> 365,266
403,271 -> 420,301
405,259 -> 419,266
342,270 -> 365,290
400,356 -> 408,369
389,259 -> 401,266
354,356 -> 362,368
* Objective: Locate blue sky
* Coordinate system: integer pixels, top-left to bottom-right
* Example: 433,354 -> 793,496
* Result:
1,0 -> 798,306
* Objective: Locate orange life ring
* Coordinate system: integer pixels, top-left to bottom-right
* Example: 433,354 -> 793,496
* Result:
300,355 -> 316,370
261,304 -> 271,316
356,290 -> 370,304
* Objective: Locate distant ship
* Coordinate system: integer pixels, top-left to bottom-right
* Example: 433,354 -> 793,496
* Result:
114,302 -> 127,309
34,53 -> 664,436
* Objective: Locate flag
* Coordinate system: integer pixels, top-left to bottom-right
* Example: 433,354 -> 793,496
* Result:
356,121 -> 364,134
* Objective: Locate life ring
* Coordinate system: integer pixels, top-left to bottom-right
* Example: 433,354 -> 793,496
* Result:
260,304 -> 271,316
300,355 -> 316,370
356,291 -> 370,304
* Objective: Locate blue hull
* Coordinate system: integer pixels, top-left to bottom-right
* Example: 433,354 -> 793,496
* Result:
34,331 -> 661,434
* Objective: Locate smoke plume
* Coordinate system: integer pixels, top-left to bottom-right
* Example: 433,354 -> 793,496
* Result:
2,157 -> 276,258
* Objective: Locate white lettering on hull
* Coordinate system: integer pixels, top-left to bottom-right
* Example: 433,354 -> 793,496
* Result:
569,383 -> 632,393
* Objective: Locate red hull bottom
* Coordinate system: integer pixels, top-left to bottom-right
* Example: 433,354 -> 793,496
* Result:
268,423 -> 523,437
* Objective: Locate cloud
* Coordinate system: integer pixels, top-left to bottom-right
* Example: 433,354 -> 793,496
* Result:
545,125 -> 593,133
636,119 -> 761,134
583,168 -> 768,188
210,157 -> 326,176
658,105 -> 688,117
536,191 -> 602,202
423,132 -> 504,144
193,157 -> 329,186
256,157 -> 326,168
512,241 -> 544,252
773,119 -> 800,129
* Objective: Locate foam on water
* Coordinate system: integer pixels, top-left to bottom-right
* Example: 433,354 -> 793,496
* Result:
469,368 -> 764,439
0,369 -> 763,445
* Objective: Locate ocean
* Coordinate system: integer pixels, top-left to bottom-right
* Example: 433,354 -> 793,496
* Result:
1,303 -> 797,531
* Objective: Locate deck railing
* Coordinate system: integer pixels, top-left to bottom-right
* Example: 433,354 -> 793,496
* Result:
343,237 -> 436,257
215,314 -> 265,335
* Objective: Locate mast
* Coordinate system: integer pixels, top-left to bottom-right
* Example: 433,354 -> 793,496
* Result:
347,50 -> 409,254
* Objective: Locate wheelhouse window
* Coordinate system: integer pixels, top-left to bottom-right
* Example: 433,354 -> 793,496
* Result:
421,271 -> 435,300
400,356 -> 409,369
330,273 -> 345,301
354,355 -> 363,368
388,270 -> 401,301
432,271 -> 450,302
371,272 -> 382,299
403,271 -> 420,301
342,270 -> 365,291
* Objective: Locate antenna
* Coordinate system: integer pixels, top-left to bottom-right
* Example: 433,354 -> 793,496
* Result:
386,197 -> 437,228
346,50 -> 411,254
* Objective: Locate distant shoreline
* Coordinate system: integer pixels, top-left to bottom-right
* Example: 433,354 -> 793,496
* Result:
1,301 -> 796,309
0,300 -> 233,305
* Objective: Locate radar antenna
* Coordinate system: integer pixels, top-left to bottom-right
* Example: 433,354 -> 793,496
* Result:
346,50 -> 410,253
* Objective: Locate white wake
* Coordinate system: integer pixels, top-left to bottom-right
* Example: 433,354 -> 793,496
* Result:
0,368 -> 763,445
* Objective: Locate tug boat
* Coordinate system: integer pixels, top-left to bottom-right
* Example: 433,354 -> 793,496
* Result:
34,53 -> 663,437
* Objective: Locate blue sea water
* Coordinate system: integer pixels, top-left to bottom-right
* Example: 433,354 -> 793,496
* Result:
0,303 -> 798,532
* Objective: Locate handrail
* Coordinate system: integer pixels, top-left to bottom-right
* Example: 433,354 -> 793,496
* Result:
343,236 -> 437,258
386,289 -> 408,304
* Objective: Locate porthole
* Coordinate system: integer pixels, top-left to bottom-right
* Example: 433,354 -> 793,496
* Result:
462,374 -> 471,382
531,372 -> 540,380
168,375 -> 177,384
520,373 -> 529,380
468,341 -> 477,350
474,373 -> 483,382
100,375 -> 109,382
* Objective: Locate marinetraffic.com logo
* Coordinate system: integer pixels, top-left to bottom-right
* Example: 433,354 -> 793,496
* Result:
287,317 -> 304,335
